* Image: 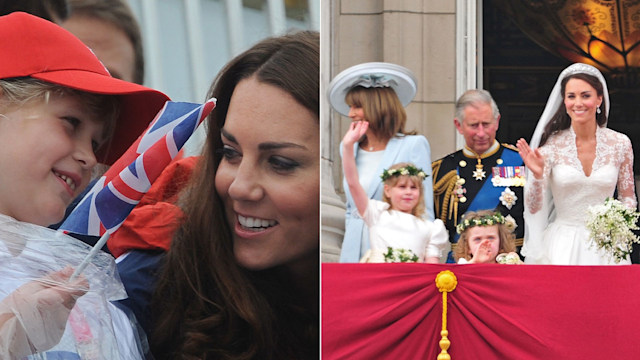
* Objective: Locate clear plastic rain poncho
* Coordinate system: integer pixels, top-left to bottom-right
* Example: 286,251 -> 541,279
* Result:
0,214 -> 145,360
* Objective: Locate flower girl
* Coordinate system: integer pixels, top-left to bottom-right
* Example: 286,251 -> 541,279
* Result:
454,210 -> 520,264
342,121 -> 447,263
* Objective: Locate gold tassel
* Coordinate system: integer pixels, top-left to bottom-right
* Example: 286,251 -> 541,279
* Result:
453,200 -> 458,227
435,270 -> 458,360
434,170 -> 458,222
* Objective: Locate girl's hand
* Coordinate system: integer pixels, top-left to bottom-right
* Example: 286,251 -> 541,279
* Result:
516,138 -> 545,179
470,240 -> 495,264
0,267 -> 88,357
341,120 -> 370,217
342,121 -> 368,148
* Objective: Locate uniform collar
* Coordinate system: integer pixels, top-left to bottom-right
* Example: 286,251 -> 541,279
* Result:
462,140 -> 499,159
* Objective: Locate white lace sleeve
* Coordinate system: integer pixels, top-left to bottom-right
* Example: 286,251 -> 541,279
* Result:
525,145 -> 553,214
616,134 -> 637,209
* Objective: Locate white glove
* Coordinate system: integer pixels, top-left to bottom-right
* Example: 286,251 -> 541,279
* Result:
0,267 -> 87,359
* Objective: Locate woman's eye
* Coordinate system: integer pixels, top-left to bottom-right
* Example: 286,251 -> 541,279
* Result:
220,145 -> 241,162
268,156 -> 299,172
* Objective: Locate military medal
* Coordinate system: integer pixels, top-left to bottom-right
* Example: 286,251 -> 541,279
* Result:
455,176 -> 467,203
463,142 -> 500,182
472,161 -> 486,181
499,187 -> 517,209
491,166 -> 526,187
463,148 -> 487,181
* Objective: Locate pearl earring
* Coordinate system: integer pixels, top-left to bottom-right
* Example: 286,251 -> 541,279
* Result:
597,106 -> 601,114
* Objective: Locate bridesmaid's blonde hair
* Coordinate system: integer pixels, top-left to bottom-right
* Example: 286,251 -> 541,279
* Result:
381,162 -> 426,217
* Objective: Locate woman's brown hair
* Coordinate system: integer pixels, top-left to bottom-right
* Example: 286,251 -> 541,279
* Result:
345,86 -> 415,143
150,31 -> 319,360
539,72 -> 607,147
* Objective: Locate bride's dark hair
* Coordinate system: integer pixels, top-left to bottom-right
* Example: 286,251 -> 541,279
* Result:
539,72 -> 607,146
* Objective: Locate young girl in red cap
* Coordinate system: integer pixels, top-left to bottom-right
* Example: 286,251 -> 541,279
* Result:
342,120 -> 448,263
0,12 -> 168,359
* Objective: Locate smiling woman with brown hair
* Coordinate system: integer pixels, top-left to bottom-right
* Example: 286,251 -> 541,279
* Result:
517,63 -> 637,265
149,31 -> 319,359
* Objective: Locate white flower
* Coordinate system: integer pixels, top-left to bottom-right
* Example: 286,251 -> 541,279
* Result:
383,247 -> 419,263
586,198 -> 640,264
496,252 -> 523,264
504,215 -> 517,232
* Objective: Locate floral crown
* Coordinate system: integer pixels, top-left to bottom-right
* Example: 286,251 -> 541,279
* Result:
380,165 -> 427,182
456,212 -> 505,234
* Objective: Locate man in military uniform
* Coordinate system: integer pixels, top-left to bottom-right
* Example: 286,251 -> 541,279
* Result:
432,89 -> 524,263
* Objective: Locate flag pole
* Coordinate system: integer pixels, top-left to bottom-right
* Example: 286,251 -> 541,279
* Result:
70,232 -> 111,281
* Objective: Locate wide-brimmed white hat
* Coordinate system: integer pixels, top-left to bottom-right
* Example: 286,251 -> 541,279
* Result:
327,62 -> 417,116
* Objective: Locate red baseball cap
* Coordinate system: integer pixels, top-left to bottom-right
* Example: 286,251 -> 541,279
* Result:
0,12 -> 170,165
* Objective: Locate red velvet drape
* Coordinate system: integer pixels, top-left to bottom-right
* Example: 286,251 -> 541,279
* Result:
322,263 -> 640,359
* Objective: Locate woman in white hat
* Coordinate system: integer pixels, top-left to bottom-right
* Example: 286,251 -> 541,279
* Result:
328,62 -> 435,263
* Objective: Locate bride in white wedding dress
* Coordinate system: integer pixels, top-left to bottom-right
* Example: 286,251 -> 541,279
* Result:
517,63 -> 637,265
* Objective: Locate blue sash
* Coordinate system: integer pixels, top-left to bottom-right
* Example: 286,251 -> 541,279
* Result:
467,148 -> 522,211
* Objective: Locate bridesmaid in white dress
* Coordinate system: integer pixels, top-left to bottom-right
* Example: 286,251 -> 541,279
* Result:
342,121 -> 448,263
517,63 -> 637,265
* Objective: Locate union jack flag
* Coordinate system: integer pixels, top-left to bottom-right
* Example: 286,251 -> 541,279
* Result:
59,99 -> 216,237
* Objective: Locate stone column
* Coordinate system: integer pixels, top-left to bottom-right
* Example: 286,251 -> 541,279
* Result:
321,0 -> 346,262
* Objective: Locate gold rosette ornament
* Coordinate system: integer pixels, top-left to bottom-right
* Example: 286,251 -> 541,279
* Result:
435,270 -> 458,360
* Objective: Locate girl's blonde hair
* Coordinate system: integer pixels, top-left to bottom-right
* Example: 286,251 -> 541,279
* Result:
381,162 -> 425,217
0,78 -> 120,150
453,209 -> 515,262
345,86 -> 415,143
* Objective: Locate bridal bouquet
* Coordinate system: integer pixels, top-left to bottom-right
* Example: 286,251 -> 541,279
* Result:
383,247 -> 419,263
586,197 -> 640,264
496,252 -> 523,264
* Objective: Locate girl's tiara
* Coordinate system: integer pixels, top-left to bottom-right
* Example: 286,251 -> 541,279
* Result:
456,212 -> 505,234
380,165 -> 427,181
